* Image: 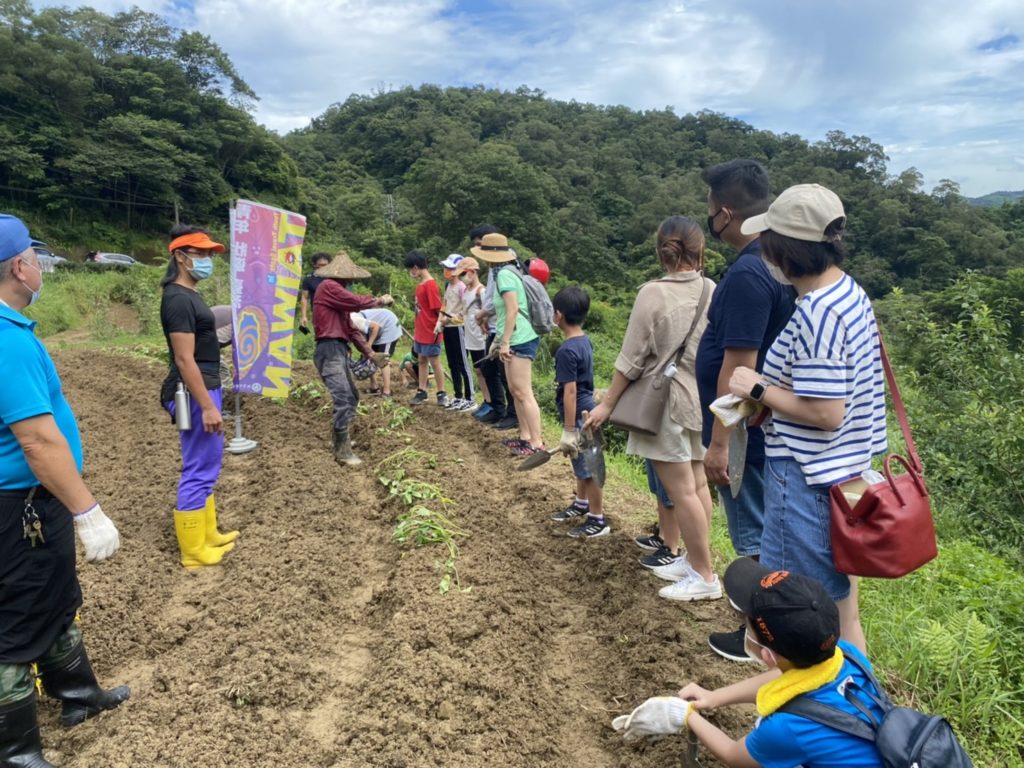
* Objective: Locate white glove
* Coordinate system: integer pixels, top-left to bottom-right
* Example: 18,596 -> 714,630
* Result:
611,697 -> 692,742
73,503 -> 120,562
559,429 -> 581,458
377,294 -> 394,307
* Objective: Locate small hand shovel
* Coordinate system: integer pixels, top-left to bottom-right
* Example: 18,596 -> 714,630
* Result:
580,411 -> 606,487
516,446 -> 560,471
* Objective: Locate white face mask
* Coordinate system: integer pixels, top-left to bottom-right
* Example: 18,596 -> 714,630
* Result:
744,628 -> 777,666
761,255 -> 792,286
21,257 -> 43,305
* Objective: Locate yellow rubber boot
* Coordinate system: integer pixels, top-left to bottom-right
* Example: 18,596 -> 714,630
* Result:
204,495 -> 239,547
174,509 -> 233,568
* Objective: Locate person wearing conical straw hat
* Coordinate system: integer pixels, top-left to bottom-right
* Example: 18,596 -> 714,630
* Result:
312,250 -> 394,467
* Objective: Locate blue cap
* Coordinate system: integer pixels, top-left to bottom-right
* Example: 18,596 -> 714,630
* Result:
0,214 -> 32,262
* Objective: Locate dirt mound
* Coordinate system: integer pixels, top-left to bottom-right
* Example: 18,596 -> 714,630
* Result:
45,349 -> 751,767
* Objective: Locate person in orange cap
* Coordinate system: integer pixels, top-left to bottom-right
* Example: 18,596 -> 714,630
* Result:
159,224 -> 239,569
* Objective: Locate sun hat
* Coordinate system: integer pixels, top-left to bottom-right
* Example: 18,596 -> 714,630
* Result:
723,557 -> 840,667
168,231 -> 225,253
740,184 -> 845,242
314,250 -> 371,280
455,256 -> 480,274
440,253 -> 464,269
0,214 -> 32,262
469,233 -> 517,264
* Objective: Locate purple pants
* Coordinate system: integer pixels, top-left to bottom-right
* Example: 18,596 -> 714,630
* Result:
165,388 -> 224,511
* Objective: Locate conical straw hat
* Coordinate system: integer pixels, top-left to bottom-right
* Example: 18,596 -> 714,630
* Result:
314,250 -> 371,280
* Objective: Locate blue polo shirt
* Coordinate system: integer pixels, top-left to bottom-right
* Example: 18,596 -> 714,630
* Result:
0,302 -> 83,489
695,240 -> 795,461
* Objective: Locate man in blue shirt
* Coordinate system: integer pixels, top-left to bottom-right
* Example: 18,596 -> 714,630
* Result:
0,214 -> 127,767
695,160 -> 795,662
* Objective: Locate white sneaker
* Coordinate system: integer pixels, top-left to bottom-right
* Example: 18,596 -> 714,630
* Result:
648,553 -> 692,582
658,568 -> 723,602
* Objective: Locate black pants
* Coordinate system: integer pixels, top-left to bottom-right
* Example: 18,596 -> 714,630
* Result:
0,489 -> 82,664
480,333 -> 516,420
442,326 -> 474,400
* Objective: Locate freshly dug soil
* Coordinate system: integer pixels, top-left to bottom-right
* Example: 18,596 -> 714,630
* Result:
44,349 -> 754,768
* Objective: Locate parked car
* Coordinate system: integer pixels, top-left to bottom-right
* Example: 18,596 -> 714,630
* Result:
88,251 -> 140,267
30,239 -> 68,272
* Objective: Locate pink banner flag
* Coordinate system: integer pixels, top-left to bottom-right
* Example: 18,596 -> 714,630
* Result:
229,200 -> 307,398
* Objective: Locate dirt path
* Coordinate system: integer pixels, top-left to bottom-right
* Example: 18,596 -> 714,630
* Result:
45,349 -> 752,768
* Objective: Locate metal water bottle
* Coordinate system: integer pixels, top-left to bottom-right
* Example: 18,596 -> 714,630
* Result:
174,383 -> 192,431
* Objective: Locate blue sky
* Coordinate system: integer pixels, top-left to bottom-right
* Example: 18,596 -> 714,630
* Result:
41,0 -> 1024,196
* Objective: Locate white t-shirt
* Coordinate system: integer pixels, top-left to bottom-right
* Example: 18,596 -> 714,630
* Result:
462,283 -> 487,351
357,308 -> 402,345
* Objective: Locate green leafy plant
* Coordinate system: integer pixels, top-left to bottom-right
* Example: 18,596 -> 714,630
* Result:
393,505 -> 469,594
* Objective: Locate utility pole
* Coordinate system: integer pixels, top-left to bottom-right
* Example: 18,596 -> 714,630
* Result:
174,197 -> 180,226
384,194 -> 398,227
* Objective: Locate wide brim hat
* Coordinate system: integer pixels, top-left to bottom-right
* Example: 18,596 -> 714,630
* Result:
741,183 -> 845,242
455,256 -> 480,274
470,233 -> 516,264
314,249 -> 371,280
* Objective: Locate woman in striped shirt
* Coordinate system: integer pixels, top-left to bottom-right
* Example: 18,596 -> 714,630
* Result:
727,184 -> 886,653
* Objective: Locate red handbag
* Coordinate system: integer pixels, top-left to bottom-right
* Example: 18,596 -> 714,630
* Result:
829,337 -> 938,578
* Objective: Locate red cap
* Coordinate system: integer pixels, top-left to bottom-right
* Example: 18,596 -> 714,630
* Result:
527,257 -> 550,285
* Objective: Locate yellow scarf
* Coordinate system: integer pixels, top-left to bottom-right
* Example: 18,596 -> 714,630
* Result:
756,647 -> 845,716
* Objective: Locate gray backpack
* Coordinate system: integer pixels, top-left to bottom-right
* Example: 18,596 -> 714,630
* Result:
780,654 -> 972,768
500,264 -> 554,335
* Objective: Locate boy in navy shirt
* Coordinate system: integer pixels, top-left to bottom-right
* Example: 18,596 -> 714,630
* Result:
550,287 -> 607,538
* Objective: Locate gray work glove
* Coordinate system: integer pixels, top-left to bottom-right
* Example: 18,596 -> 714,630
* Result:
376,294 -> 394,307
611,697 -> 693,742
73,503 -> 120,562
559,429 -> 581,459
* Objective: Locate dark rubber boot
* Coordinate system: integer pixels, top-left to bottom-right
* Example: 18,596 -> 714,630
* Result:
38,643 -> 130,728
332,427 -> 362,466
0,693 -> 57,767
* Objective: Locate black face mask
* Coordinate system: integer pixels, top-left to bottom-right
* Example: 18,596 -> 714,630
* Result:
707,208 -> 728,241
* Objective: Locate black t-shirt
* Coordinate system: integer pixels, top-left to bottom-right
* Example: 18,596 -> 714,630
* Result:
160,283 -> 221,398
302,275 -> 326,304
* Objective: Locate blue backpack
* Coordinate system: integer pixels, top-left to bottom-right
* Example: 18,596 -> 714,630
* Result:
779,653 -> 972,768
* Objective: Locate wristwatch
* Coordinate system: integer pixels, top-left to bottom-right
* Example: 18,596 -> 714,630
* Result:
750,381 -> 768,402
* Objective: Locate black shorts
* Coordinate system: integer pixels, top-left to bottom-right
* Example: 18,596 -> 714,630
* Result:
0,489 -> 82,663
372,340 -> 398,356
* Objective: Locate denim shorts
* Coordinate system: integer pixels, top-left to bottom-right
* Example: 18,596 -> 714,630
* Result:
510,338 -> 540,360
761,457 -> 850,600
717,461 -> 765,558
413,341 -> 442,358
645,459 -> 673,508
570,452 -> 592,481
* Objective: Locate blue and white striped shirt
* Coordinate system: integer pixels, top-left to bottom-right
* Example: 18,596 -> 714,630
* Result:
762,273 -> 887,486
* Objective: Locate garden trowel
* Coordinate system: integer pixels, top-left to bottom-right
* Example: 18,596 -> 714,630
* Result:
581,411 -> 606,487
728,422 -> 747,498
516,447 -> 559,471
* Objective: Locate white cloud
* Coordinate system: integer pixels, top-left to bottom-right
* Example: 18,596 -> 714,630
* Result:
30,0 -> 1024,195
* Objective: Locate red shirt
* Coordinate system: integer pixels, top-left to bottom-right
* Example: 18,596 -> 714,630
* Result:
313,280 -> 376,355
413,278 -> 442,344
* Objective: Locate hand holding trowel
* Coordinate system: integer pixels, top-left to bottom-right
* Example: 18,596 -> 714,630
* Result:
579,410 -> 606,487
710,394 -> 765,498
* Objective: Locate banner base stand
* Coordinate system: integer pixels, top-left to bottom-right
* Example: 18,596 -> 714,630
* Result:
227,436 -> 258,455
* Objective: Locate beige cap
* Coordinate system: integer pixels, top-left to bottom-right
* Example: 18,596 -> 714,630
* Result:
455,256 -> 480,274
741,184 -> 845,242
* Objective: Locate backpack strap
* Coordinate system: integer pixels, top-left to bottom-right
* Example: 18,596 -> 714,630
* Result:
777,697 -> 877,743
496,263 -> 534,327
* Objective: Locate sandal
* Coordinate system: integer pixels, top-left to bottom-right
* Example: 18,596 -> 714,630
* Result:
513,443 -> 544,457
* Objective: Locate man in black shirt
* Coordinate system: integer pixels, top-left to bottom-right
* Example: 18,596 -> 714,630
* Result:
298,252 -> 331,334
159,225 -> 239,568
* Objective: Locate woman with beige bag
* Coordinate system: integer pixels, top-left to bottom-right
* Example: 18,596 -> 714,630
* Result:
586,216 -> 720,602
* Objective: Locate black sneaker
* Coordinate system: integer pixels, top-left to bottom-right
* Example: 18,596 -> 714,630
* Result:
492,416 -> 519,431
551,503 -> 589,522
708,626 -> 757,663
410,389 -> 428,406
634,530 -> 664,552
479,409 -> 502,424
568,516 -> 610,539
639,546 -> 682,568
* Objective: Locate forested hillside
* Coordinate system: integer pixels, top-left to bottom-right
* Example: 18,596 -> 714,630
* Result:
4,2 -> 1024,296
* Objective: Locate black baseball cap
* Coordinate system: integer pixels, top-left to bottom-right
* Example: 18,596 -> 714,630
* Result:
723,558 -> 840,668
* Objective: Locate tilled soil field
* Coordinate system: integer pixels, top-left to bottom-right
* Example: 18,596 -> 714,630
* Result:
44,348 -> 753,768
